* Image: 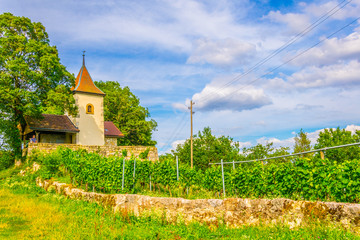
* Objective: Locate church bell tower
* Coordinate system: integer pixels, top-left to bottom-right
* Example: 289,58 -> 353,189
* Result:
70,52 -> 106,145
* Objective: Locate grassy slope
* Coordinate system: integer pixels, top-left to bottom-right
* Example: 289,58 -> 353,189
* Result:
0,169 -> 360,239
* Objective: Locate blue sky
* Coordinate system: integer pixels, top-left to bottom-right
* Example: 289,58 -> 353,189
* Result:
2,0 -> 360,154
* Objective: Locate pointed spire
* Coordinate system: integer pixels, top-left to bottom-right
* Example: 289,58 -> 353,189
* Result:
82,50 -> 86,66
70,52 -> 105,96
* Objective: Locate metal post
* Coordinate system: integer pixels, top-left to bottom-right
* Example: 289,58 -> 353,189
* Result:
150,175 -> 152,191
176,156 -> 179,181
232,160 -> 235,170
122,158 -> 125,190
221,159 -> 226,198
133,159 -> 136,189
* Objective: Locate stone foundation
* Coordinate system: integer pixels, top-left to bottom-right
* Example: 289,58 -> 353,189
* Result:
27,143 -> 158,161
36,178 -> 360,229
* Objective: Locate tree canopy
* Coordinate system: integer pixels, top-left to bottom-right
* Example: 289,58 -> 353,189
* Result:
171,127 -> 243,170
0,13 -> 76,157
293,129 -> 312,157
315,127 -> 360,162
95,81 -> 157,146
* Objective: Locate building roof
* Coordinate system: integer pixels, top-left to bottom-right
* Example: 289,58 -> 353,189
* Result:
25,114 -> 80,133
71,62 -> 105,96
104,121 -> 124,138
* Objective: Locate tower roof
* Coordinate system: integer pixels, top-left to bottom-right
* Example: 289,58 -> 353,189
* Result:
71,55 -> 105,96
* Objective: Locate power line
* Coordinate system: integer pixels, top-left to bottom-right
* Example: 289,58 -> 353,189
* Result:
209,142 -> 360,165
208,16 -> 360,103
196,0 -> 353,104
158,111 -> 188,152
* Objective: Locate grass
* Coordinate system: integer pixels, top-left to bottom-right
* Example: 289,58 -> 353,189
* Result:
0,168 -> 360,239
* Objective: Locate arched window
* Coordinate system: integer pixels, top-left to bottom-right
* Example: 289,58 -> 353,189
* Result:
86,104 -> 94,114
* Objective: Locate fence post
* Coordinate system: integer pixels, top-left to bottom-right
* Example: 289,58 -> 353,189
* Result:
149,174 -> 152,191
221,159 -> 226,198
232,159 -> 235,170
122,158 -> 125,190
149,156 -> 152,191
176,156 -> 179,181
133,159 -> 136,189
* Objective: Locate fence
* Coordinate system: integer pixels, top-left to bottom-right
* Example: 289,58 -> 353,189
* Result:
55,141 -> 360,201
208,142 -> 360,197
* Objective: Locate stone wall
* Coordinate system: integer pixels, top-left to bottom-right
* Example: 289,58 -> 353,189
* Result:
27,143 -> 158,161
37,178 -> 360,229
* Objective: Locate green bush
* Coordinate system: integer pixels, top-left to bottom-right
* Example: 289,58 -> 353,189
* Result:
0,150 -> 14,171
30,147 -> 360,203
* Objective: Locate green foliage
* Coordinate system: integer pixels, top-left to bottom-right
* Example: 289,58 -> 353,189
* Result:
0,150 -> 14,171
32,147 -> 360,203
294,129 -> 311,153
95,81 -> 157,146
139,148 -> 150,159
2,175 -> 357,240
41,85 -> 77,115
315,127 -> 360,162
0,13 -> 76,157
121,149 -> 128,157
242,142 -> 290,165
172,127 -> 243,170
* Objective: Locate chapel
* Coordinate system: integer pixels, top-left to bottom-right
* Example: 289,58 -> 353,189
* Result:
24,55 -> 123,146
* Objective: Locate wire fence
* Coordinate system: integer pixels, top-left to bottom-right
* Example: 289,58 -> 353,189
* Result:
208,142 -> 360,197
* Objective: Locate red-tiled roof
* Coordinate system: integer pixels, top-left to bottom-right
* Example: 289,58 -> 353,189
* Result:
25,114 -> 79,133
104,121 -> 124,138
71,64 -> 105,96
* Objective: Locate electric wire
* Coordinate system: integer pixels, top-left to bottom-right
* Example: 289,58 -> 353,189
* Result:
161,1 -> 356,154
159,111 -> 188,152
206,16 -> 360,103
195,0 -> 353,104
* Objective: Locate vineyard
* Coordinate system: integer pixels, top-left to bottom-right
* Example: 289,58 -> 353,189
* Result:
32,146 -> 360,203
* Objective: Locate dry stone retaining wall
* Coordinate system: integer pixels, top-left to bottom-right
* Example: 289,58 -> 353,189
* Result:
27,143 -> 158,161
37,178 -> 360,229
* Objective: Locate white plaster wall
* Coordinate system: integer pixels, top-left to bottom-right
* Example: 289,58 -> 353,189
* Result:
73,92 -> 104,146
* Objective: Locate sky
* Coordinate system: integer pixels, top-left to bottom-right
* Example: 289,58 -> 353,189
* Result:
1,0 -> 360,154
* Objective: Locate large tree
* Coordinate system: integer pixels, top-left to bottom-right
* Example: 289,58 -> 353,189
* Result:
95,81 -> 157,146
172,127 -> 242,170
0,13 -> 76,158
293,129 -> 311,155
315,127 -> 360,162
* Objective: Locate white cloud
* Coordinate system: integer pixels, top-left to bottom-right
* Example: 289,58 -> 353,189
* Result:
187,38 -> 256,67
344,124 -> 360,133
306,0 -> 360,20
191,84 -> 272,112
291,31 -> 360,67
238,141 -> 252,149
256,136 -> 295,149
252,124 -> 360,151
171,139 -> 186,150
265,10 -> 311,34
288,60 -> 360,89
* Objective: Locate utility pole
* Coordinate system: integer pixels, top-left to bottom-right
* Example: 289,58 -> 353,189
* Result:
189,100 -> 195,168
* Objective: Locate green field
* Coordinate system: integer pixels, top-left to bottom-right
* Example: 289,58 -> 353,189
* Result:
0,168 -> 359,240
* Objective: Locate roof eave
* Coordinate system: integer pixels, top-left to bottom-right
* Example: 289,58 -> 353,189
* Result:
105,135 -> 124,138
29,127 -> 79,133
72,90 -> 106,96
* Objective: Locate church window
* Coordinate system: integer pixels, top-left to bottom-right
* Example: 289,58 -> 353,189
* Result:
86,104 -> 94,114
